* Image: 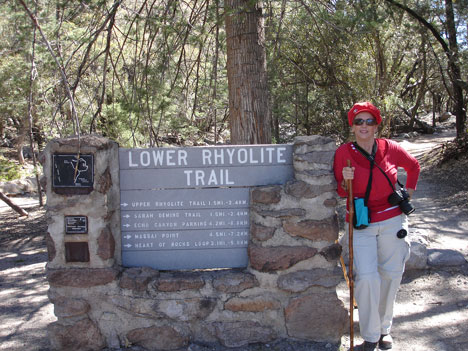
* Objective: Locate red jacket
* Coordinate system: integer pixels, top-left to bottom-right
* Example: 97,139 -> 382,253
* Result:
334,138 -> 420,223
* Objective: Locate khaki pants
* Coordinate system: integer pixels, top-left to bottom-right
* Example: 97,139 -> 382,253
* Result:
348,214 -> 411,342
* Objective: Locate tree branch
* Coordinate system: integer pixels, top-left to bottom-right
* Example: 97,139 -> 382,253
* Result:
17,0 -> 81,142
384,0 -> 451,57
0,191 -> 28,217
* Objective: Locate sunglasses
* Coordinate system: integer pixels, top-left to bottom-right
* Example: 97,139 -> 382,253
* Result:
353,118 -> 377,126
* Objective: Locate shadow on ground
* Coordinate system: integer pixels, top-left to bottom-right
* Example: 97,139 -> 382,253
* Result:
0,201 -> 54,351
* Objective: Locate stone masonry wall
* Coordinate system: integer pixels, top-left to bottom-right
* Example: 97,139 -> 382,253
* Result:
43,135 -> 348,351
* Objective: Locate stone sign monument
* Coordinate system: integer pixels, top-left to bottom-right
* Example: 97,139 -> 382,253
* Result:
43,135 -> 348,351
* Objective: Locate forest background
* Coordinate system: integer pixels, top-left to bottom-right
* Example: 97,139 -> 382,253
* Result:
0,0 -> 467,179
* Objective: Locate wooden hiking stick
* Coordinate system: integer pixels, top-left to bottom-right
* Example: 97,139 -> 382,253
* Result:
347,159 -> 355,351
336,240 -> 357,309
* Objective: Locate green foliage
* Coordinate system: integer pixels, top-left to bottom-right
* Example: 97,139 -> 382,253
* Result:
0,155 -> 24,181
0,0 -> 465,150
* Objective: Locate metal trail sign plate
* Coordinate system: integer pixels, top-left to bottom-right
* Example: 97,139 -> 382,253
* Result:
52,154 -> 94,194
119,145 -> 293,270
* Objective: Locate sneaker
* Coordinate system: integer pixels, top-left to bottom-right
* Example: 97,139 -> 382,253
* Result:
354,341 -> 378,351
379,334 -> 393,349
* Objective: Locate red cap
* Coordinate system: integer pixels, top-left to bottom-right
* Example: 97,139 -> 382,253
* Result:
348,102 -> 382,126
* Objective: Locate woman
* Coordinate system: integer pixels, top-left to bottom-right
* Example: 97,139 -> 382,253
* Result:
333,102 -> 420,351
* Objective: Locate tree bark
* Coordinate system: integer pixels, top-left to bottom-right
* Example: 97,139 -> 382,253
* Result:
27,6 -> 44,207
409,36 -> 428,131
444,0 -> 466,140
225,0 -> 272,144
16,133 -> 26,165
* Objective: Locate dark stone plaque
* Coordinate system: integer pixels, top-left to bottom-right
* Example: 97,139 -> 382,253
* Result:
53,154 -> 94,194
65,242 -> 90,262
65,216 -> 88,234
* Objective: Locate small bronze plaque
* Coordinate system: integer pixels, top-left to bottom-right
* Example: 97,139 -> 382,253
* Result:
53,154 -> 93,194
65,216 -> 88,234
65,242 -> 90,262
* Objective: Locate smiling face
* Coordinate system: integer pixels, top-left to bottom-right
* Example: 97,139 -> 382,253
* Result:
351,111 -> 378,143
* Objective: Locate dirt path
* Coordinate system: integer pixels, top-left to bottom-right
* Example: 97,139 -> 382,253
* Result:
388,130 -> 468,351
0,200 -> 54,351
396,129 -> 468,259
0,129 -> 467,351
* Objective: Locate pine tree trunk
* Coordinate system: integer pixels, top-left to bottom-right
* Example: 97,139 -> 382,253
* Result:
16,132 -> 26,165
445,0 -> 466,139
225,0 -> 271,144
